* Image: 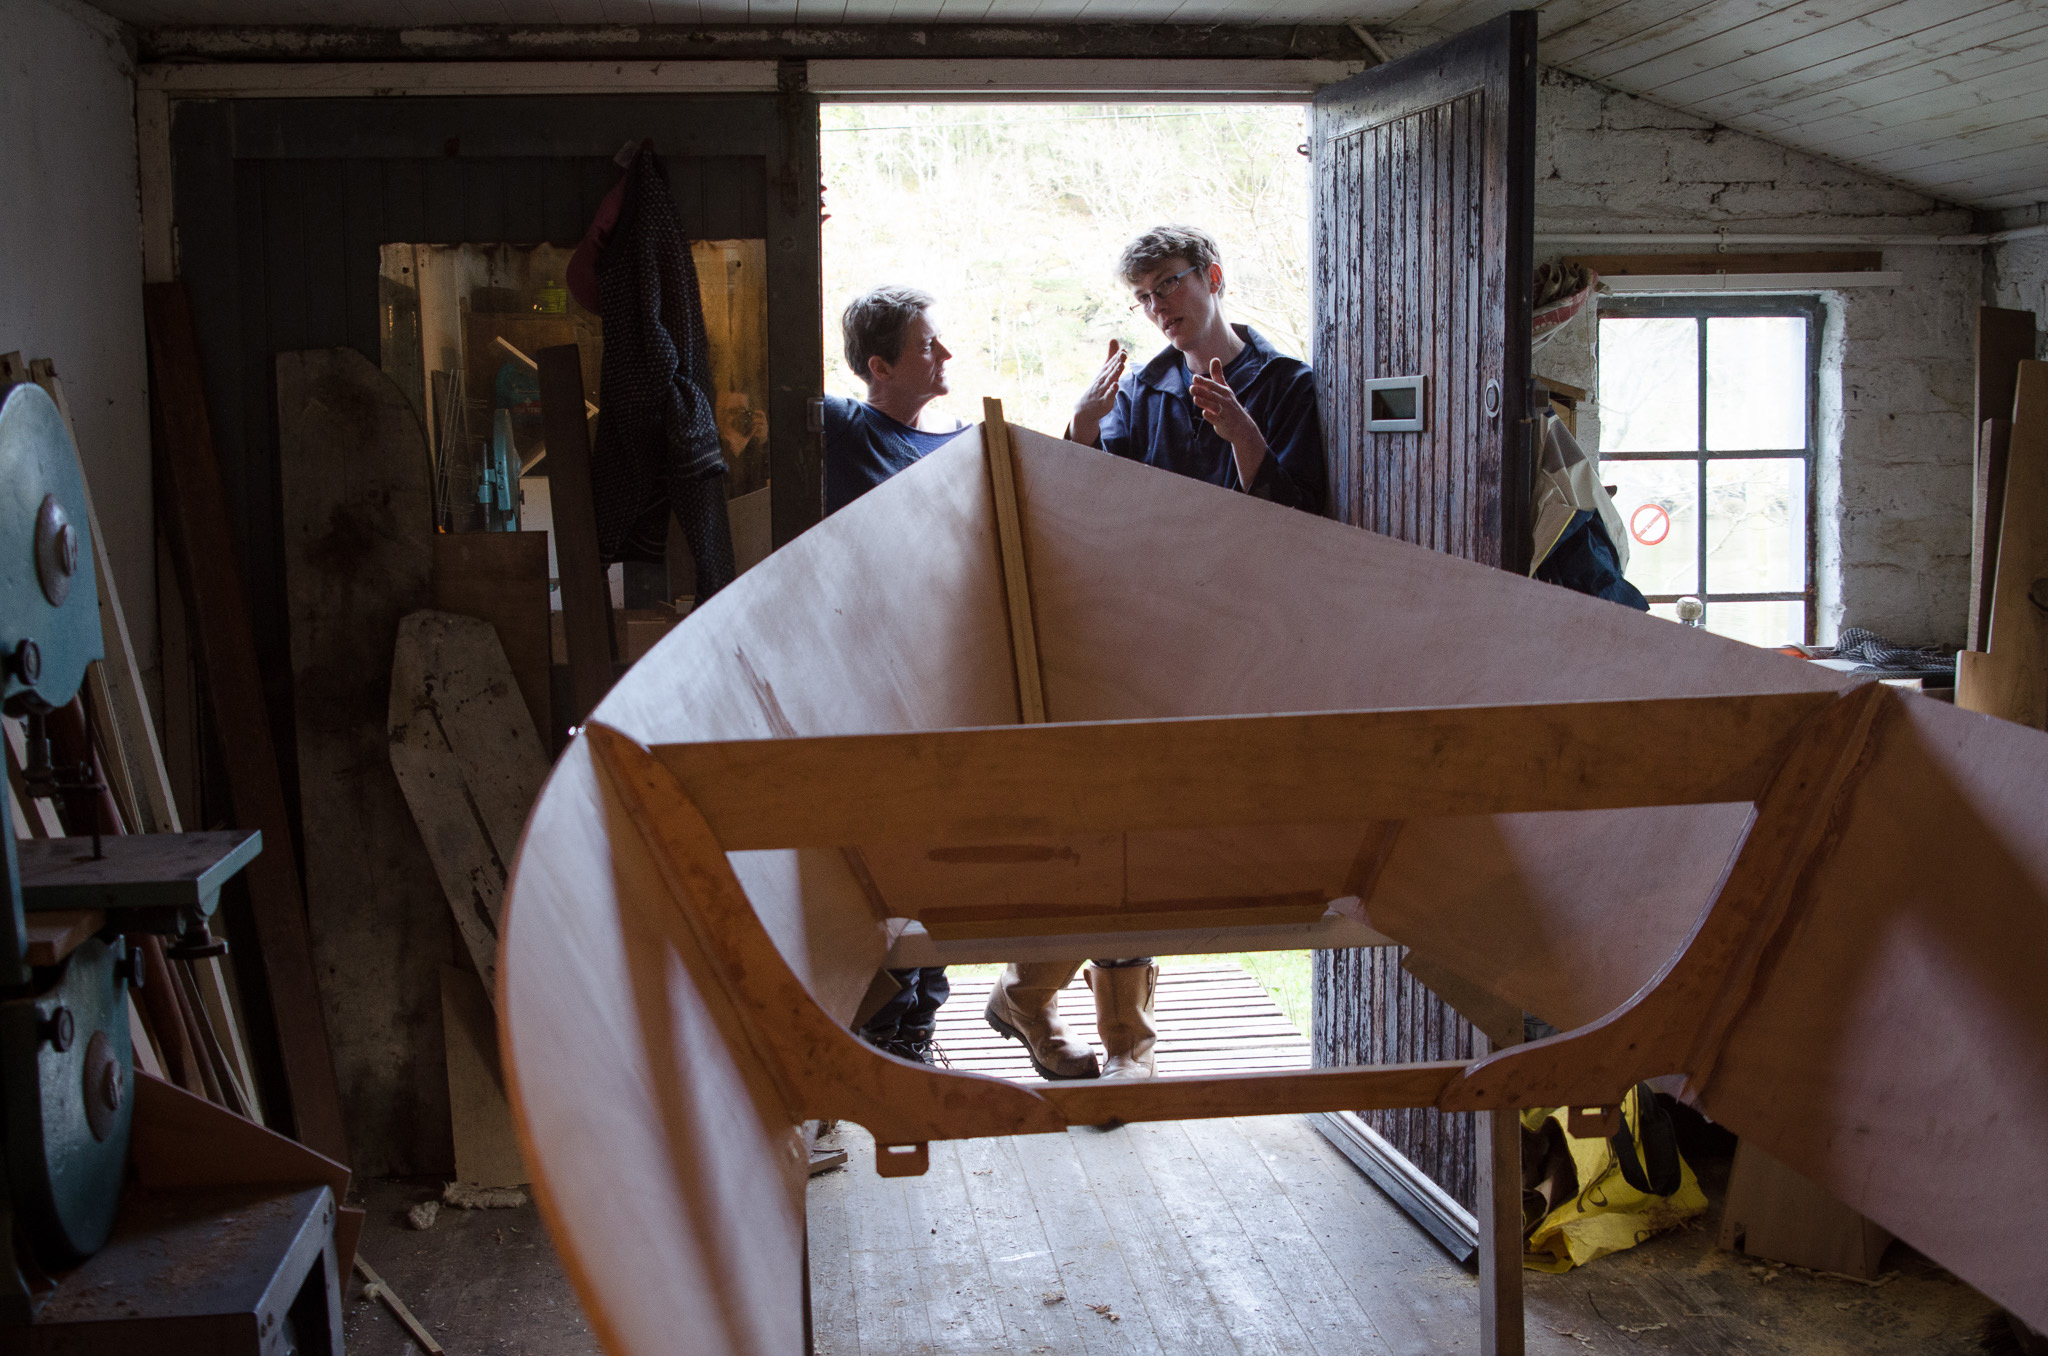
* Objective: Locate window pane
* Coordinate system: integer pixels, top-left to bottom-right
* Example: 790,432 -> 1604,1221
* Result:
1598,318 -> 1698,452
1606,460 -> 1698,597
1707,316 -> 1806,451
1705,458 -> 1806,594
1705,600 -> 1806,648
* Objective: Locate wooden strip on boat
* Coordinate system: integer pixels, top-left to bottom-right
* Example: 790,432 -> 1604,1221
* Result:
655,691 -> 1832,848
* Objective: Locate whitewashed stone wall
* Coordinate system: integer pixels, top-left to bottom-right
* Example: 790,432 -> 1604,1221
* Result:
1988,233 -> 2048,363
1529,67 -> 1979,646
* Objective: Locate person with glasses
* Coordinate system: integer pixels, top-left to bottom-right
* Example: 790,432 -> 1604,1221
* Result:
825,284 -> 967,1065
985,227 -> 1328,1086
1069,223 -> 1326,512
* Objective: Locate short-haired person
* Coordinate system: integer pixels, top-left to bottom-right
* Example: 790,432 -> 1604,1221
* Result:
985,226 -> 1327,1083
825,285 -> 966,1063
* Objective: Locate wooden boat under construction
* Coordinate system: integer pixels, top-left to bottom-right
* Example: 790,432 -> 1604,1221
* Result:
498,412 -> 2048,1354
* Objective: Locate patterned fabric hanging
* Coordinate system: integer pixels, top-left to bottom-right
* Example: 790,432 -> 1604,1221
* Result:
591,148 -> 737,599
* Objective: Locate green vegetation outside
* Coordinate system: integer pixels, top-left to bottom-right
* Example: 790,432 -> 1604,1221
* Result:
822,103 -> 1311,439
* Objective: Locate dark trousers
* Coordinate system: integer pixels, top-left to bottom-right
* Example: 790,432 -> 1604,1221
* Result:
861,966 -> 949,1036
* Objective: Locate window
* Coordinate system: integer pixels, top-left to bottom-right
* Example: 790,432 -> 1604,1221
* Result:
1596,297 -> 1819,647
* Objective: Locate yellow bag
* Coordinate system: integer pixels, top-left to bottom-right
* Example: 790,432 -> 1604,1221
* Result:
1522,1084 -> 1707,1273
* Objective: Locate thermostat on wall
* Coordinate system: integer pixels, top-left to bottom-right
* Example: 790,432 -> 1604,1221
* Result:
1364,375 -> 1428,433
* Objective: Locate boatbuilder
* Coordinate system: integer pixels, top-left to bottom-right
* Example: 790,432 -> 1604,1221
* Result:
1070,223 -> 1326,512
986,226 -> 1328,1085
824,284 -> 966,1063
823,284 -> 967,515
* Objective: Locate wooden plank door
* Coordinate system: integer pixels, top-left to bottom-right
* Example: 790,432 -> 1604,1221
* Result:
1312,11 -> 1536,569
1307,5 -> 1538,1258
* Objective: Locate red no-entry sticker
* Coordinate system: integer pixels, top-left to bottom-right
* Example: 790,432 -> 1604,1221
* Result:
1630,503 -> 1671,546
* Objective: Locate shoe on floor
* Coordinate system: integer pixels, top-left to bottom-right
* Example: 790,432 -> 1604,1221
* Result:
985,962 -> 1100,1080
1087,962 -> 1158,1080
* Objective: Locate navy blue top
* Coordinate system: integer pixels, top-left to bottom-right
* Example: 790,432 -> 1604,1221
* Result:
1099,325 -> 1326,514
822,395 -> 965,515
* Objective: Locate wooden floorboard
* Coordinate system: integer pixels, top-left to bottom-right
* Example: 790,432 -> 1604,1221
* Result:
1064,1123 -> 1238,1356
1009,1126 -> 1164,1355
1119,1119 -> 1326,1355
955,1134 -> 1094,1354
1177,1116 -> 1388,1355
814,962 -> 2001,1355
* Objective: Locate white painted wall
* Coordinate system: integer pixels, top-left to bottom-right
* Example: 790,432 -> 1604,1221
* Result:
1988,235 -> 2048,363
0,0 -> 151,672
1531,68 -> 1979,647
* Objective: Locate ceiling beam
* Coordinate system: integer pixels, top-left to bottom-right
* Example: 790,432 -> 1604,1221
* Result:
136,23 -> 1376,66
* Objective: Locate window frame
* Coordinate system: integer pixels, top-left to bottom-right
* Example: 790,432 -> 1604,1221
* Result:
1596,293 -> 1822,645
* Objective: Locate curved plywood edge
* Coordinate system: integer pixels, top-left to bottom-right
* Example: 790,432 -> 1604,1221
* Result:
1699,694 -> 2048,1330
501,432 -> 1013,1356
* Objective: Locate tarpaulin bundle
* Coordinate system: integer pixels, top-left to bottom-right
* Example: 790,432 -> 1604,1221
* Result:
590,147 -> 737,600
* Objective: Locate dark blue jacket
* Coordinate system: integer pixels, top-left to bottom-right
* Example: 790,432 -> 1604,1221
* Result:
1099,325 -> 1326,514
822,395 -> 965,515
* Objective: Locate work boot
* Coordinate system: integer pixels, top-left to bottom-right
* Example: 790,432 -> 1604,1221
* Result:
1087,962 -> 1158,1080
985,962 -> 1099,1080
891,1024 -> 940,1067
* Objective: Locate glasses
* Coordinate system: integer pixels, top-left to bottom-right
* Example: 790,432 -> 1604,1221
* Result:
1129,266 -> 1201,314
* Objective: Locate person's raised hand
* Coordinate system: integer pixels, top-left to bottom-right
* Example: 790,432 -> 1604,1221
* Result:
1070,339 -> 1128,445
1191,358 -> 1259,448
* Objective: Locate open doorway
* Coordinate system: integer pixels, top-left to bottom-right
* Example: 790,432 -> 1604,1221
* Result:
818,100 -> 1317,1050
820,102 -> 1311,440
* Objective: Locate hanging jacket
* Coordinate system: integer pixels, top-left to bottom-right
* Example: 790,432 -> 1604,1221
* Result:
1530,410 -> 1647,611
590,149 -> 736,597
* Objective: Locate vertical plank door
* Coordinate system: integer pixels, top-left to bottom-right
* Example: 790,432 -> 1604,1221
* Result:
1307,13 -> 1538,1342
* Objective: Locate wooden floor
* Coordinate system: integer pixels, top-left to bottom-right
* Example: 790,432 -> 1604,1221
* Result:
810,964 -> 2000,1356
933,963 -> 1310,1079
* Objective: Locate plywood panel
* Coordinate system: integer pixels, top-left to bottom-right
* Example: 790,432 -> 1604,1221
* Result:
276,348 -> 447,1175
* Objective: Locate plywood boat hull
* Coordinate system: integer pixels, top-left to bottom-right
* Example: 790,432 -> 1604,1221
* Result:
502,426 -> 2048,1353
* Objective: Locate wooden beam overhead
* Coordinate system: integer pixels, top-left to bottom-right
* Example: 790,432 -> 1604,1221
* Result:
1565,251 -> 1885,276
135,22 -> 1376,64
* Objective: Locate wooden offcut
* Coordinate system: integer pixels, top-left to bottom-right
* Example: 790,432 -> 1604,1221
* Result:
389,611 -> 551,990
432,532 -> 552,747
1970,306 -> 2036,651
1720,1140 -> 1893,1279
1959,361 -> 2048,727
144,285 -> 349,1165
441,966 -> 527,1189
536,344 -> 614,728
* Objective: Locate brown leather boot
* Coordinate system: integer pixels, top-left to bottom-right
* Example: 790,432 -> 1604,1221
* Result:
985,962 -> 1099,1080
1087,962 -> 1158,1080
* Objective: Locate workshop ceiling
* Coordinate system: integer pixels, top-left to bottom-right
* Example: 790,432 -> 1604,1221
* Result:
104,0 -> 2048,211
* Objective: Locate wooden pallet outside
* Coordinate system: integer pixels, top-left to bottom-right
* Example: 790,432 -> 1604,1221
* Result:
931,962 -> 1310,1081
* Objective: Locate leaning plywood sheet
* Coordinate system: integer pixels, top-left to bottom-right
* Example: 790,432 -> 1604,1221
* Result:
277,348 -> 443,1175
501,423 -> 2048,1355
389,610 -> 552,990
